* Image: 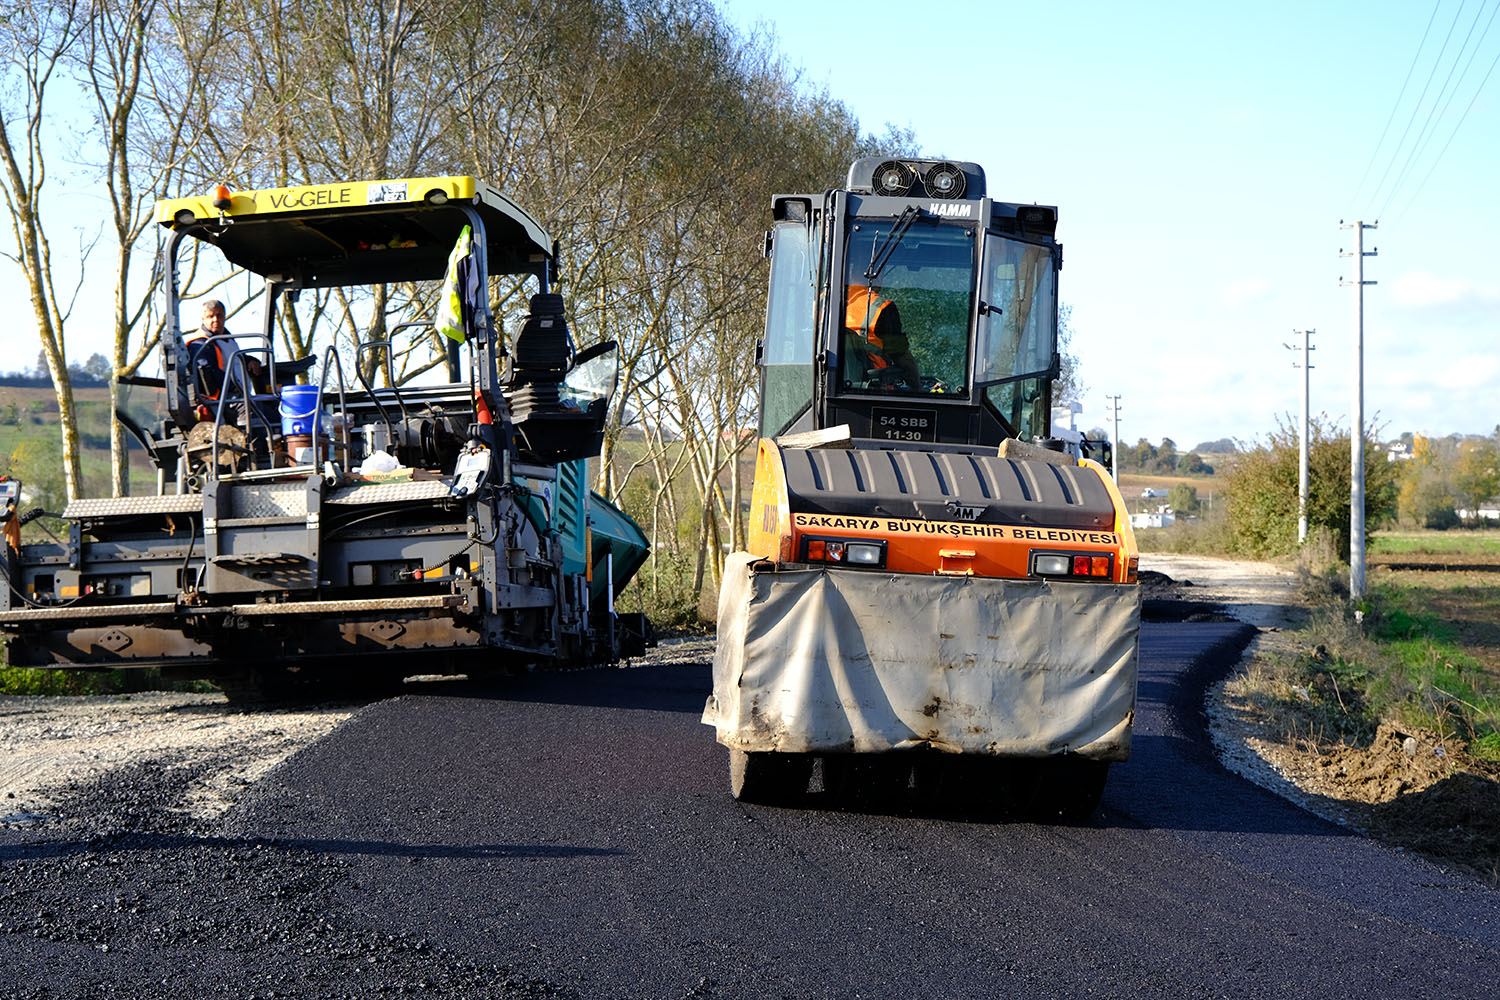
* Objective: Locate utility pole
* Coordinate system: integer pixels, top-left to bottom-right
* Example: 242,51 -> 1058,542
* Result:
1283,330 -> 1315,544
1340,222 -> 1377,599
1105,394 -> 1122,482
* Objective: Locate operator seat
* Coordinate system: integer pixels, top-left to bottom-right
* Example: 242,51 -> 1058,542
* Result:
506,293 -> 570,418
503,293 -> 603,464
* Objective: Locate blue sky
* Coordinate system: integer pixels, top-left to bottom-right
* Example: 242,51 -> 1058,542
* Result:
721,0 -> 1500,449
16,1 -> 1497,453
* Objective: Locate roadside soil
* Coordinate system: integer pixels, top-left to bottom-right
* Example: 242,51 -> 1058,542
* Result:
1144,552 -> 1500,883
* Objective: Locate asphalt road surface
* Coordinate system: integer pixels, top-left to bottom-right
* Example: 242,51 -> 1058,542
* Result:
3,622 -> 1498,999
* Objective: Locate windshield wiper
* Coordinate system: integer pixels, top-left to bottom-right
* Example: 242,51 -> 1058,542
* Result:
863,205 -> 920,282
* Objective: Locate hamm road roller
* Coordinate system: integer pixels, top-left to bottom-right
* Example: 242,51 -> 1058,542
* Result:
703,157 -> 1138,818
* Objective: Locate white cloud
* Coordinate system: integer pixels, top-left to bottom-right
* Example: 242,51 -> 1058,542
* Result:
1431,354 -> 1500,392
1389,271 -> 1500,307
1364,352 -> 1500,437
1216,277 -> 1270,307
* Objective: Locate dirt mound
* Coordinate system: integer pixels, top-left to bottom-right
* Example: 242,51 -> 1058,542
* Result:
1310,722 -> 1466,800
1371,773 -> 1500,877
1303,723 -> 1500,877
1218,707 -> 1500,881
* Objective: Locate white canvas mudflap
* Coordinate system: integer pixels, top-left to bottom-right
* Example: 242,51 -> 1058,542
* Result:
704,552 -> 1140,760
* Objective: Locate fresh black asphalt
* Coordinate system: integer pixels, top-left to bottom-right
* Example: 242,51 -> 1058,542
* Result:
2,621 -> 1497,999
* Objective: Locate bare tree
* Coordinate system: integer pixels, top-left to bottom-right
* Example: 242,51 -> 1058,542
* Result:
80,0 -> 218,494
0,0 -> 894,621
0,1 -> 88,500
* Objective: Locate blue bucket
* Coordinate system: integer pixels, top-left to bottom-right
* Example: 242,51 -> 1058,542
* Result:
278,385 -> 322,436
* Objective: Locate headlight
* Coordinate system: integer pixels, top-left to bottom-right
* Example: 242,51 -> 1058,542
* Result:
1033,553 -> 1071,576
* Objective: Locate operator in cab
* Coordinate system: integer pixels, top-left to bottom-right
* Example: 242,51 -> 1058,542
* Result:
844,283 -> 920,391
184,299 -> 262,419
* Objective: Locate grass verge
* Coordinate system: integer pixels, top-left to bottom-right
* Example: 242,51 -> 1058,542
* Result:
1234,565 -> 1500,762
0,662 -> 216,697
1370,531 -> 1500,557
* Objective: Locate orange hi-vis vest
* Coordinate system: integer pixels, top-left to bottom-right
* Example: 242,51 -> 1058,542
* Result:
184,329 -> 227,400
845,284 -> 895,369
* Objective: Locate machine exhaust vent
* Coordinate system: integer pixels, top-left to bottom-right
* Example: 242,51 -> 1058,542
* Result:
870,160 -> 917,197
922,162 -> 967,199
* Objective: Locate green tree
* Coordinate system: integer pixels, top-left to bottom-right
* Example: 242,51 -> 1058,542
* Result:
1453,439 -> 1500,520
1168,482 -> 1199,515
1124,437 -> 1155,473
1396,433 -> 1457,528
1179,452 -> 1210,475
6,436 -> 66,515
1223,418 -> 1398,558
1154,437 -> 1178,474
82,352 -> 112,381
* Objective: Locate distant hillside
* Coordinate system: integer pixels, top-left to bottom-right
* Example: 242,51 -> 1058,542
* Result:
0,385 -> 158,500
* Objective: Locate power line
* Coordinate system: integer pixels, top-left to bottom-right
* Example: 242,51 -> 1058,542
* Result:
1366,0 -> 1471,214
1389,3 -> 1500,220
1351,0 -> 1443,207
1378,0 -> 1497,218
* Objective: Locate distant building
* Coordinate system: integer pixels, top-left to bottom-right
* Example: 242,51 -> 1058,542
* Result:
1130,509 -> 1176,529
1386,441 -> 1414,462
1140,488 -> 1168,499
1457,501 -> 1500,522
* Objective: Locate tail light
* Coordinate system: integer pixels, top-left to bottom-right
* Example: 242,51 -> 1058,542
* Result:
802,536 -> 886,569
1030,550 -> 1114,580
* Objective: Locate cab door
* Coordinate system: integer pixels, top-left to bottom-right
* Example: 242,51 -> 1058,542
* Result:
974,232 -> 1059,441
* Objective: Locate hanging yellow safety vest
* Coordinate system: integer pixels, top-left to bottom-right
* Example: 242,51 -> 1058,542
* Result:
437,224 -> 473,344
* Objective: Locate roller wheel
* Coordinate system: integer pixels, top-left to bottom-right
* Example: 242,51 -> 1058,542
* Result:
728,750 -> 812,805
1011,758 -> 1110,823
821,755 -> 912,810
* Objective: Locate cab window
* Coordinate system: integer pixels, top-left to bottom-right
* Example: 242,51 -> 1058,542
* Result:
839,218 -> 973,397
760,219 -> 817,437
976,234 -> 1056,438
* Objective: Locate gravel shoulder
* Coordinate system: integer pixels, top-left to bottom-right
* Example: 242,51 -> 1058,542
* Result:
0,642 -> 717,837
0,692 -> 352,833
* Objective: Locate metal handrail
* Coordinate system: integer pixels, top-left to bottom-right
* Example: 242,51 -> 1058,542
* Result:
352,339 -> 409,458
207,333 -> 276,478
313,346 -> 353,469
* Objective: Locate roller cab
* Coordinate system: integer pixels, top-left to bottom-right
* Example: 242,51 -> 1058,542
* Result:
704,158 -> 1139,816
